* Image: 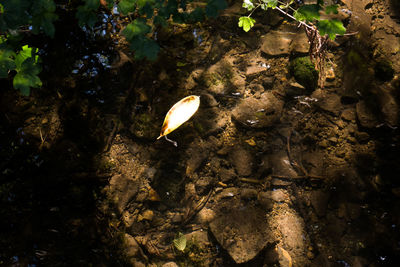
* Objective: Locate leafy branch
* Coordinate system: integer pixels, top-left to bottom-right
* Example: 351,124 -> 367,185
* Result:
238,0 -> 348,87
0,0 -> 229,95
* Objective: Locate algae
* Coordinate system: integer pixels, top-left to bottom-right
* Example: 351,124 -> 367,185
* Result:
289,56 -> 319,91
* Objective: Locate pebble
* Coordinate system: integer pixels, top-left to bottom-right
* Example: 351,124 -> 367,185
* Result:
141,210 -> 154,221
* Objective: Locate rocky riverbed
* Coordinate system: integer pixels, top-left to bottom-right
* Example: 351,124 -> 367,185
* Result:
1,0 -> 400,266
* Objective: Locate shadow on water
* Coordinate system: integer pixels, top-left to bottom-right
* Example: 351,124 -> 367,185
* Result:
0,7 -> 134,266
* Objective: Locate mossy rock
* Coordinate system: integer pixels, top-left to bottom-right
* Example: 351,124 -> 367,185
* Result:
289,56 -> 318,91
375,59 -> 394,82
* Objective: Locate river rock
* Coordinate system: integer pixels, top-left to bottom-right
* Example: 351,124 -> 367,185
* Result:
229,146 -> 254,176
231,91 -> 283,128
124,233 -> 140,258
209,205 -> 273,263
312,89 -> 342,116
263,151 -> 298,178
108,174 -> 140,212
377,84 -> 398,126
356,100 -> 379,128
310,190 -> 330,217
261,30 -> 309,56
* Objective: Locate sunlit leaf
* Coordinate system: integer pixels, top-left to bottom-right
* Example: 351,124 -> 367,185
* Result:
238,16 -> 255,32
242,0 -> 255,11
317,19 -> 346,40
157,95 -> 200,140
12,45 -> 42,95
264,0 -> 277,9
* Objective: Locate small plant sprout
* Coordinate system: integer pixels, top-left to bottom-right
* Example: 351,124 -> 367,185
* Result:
157,95 -> 200,147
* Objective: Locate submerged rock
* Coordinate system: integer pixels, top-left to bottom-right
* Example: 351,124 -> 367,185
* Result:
356,100 -> 379,128
229,146 -> 254,176
261,30 -> 309,56
209,205 -> 273,263
289,56 -> 319,92
231,91 -> 283,128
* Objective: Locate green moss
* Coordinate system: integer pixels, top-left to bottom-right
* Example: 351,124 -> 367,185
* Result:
289,56 -> 319,91
375,59 -> 394,81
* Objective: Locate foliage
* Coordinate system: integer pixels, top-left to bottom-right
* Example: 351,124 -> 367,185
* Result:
238,0 -> 346,40
0,0 -> 228,95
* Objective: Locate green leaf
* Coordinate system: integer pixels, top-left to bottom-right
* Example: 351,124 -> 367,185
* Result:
118,0 -> 137,15
139,2 -> 154,18
83,0 -> 100,9
137,0 -> 154,9
129,36 -> 160,61
264,0 -> 277,9
31,0 -> 58,37
76,5 -> 98,27
12,45 -> 42,95
325,4 -> 338,15
0,0 -> 30,31
173,233 -> 187,252
242,0 -> 255,11
14,45 -> 34,68
317,19 -> 346,40
154,15 -> 167,26
294,4 -> 321,22
238,16 -> 255,32
122,19 -> 151,42
0,48 -> 16,78
13,72 -> 42,96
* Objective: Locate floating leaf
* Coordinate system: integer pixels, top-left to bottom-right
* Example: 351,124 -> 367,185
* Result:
173,232 -> 187,252
238,16 -> 255,32
157,95 -> 200,145
317,19 -> 346,40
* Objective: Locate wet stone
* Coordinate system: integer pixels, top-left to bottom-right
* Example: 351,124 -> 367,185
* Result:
209,205 -> 273,263
240,188 -> 258,200
377,84 -> 398,126
312,89 -> 342,116
356,100 -> 379,128
161,262 -> 179,267
200,93 -> 219,107
231,91 -> 283,128
124,233 -> 140,259
260,30 -> 309,56
310,190 -> 330,217
218,167 -> 236,183
229,146 -> 254,176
